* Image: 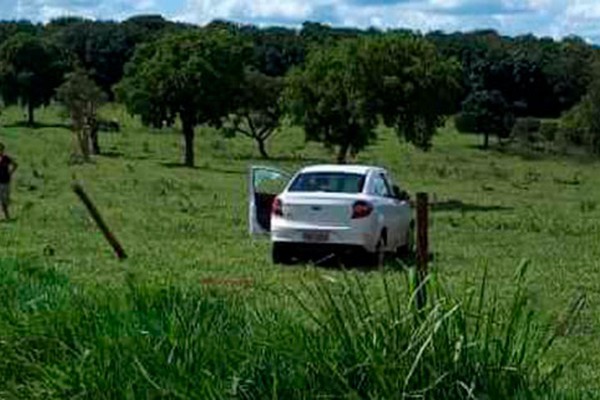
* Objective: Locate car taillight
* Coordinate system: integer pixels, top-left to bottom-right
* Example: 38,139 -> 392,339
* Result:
352,201 -> 373,219
272,197 -> 283,217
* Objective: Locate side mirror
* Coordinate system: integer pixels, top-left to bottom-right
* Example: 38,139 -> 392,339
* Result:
393,185 -> 410,201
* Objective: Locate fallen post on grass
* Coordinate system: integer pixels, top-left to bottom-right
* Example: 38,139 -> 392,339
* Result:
72,183 -> 128,260
416,192 -> 429,309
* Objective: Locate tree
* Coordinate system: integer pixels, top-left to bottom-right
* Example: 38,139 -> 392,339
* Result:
546,36 -> 596,114
426,30 -> 597,120
0,21 -> 38,45
46,17 -> 188,99
360,35 -> 461,150
0,33 -> 64,125
285,40 -> 378,164
560,64 -> 600,153
57,69 -> 106,161
250,26 -> 306,77
224,68 -> 284,158
117,29 -> 250,167
122,15 -> 180,39
456,90 -> 514,149
47,20 -> 136,99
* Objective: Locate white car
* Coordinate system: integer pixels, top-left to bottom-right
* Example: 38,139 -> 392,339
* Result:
249,164 -> 414,266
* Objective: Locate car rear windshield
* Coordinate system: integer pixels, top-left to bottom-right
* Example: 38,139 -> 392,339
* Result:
288,172 -> 366,193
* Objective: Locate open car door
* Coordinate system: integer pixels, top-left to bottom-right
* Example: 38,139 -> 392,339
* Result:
249,166 -> 292,236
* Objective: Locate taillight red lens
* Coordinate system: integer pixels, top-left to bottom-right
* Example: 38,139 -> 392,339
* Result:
352,201 -> 373,219
272,197 -> 283,217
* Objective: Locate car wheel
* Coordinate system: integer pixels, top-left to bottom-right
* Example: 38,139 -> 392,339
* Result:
367,234 -> 386,268
272,242 -> 293,265
397,220 -> 415,260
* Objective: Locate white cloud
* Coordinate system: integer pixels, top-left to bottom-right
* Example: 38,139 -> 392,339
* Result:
3,0 -> 600,43
567,0 -> 600,18
176,0 -> 324,24
0,0 -> 157,21
172,0 -> 600,41
334,2 -> 459,31
175,0 -> 558,35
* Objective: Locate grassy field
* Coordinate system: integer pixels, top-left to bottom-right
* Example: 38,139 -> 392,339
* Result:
1,105 -> 600,396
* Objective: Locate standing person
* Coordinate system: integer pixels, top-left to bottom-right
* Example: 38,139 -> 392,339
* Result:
0,143 -> 18,221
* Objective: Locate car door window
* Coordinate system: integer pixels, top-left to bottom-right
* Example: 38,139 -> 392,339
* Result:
250,167 -> 291,235
373,174 -> 392,198
383,174 -> 400,199
254,169 -> 289,194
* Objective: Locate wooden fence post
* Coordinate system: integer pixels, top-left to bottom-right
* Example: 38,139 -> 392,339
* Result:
73,183 -> 128,260
416,192 -> 429,309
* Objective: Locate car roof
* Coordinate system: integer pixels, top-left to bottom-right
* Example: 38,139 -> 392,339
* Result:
298,164 -> 383,175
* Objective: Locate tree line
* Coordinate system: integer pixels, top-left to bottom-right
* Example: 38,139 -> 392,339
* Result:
0,16 -> 599,165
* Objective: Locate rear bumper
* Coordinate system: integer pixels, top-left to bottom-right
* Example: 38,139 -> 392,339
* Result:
271,220 -> 378,252
273,242 -> 368,262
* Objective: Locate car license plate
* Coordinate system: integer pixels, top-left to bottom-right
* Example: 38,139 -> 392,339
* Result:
303,231 -> 329,243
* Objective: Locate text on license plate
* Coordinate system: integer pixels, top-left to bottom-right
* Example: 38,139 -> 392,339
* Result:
302,231 -> 330,242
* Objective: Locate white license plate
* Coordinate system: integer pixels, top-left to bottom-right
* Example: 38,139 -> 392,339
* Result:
302,231 -> 330,243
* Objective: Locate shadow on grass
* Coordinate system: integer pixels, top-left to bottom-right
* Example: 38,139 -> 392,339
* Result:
161,162 -> 246,175
3,121 -> 71,130
283,251 -> 435,273
470,140 -> 600,165
161,162 -> 201,170
431,199 -> 512,213
212,153 -> 328,164
270,155 -> 329,164
101,150 -> 125,159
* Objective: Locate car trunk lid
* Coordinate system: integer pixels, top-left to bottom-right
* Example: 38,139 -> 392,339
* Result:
281,193 -> 361,226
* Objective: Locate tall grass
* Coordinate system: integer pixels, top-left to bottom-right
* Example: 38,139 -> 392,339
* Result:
291,263 -> 578,399
0,258 -> 580,399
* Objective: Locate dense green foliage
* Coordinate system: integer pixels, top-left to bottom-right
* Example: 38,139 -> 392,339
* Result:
0,21 -> 39,45
0,33 -> 64,125
46,15 -> 188,97
559,65 -> 600,153
242,25 -> 307,77
224,68 -> 284,159
285,35 -> 460,161
428,31 -> 597,119
116,29 -> 251,167
56,69 -> 106,159
285,39 -> 378,163
456,90 -> 515,148
361,35 -> 461,150
0,18 -> 598,159
435,31 -> 598,149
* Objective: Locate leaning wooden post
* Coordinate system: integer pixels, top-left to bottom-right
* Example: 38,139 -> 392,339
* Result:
73,183 -> 127,260
415,192 -> 429,309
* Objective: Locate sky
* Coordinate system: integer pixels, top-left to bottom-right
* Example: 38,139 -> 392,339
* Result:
2,0 -> 600,43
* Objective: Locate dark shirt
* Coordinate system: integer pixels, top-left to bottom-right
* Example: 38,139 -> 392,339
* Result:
0,155 -> 13,184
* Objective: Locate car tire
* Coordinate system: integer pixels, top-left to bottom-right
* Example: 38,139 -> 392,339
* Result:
397,220 -> 415,260
272,242 -> 293,265
367,234 -> 386,268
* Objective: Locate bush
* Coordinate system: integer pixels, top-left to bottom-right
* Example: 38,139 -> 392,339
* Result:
510,118 -> 545,153
514,117 -> 542,135
455,91 -> 517,150
540,121 -> 559,142
559,64 -> 600,153
0,259 -> 574,399
97,119 -> 121,132
454,112 -> 477,134
560,106 -> 587,147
